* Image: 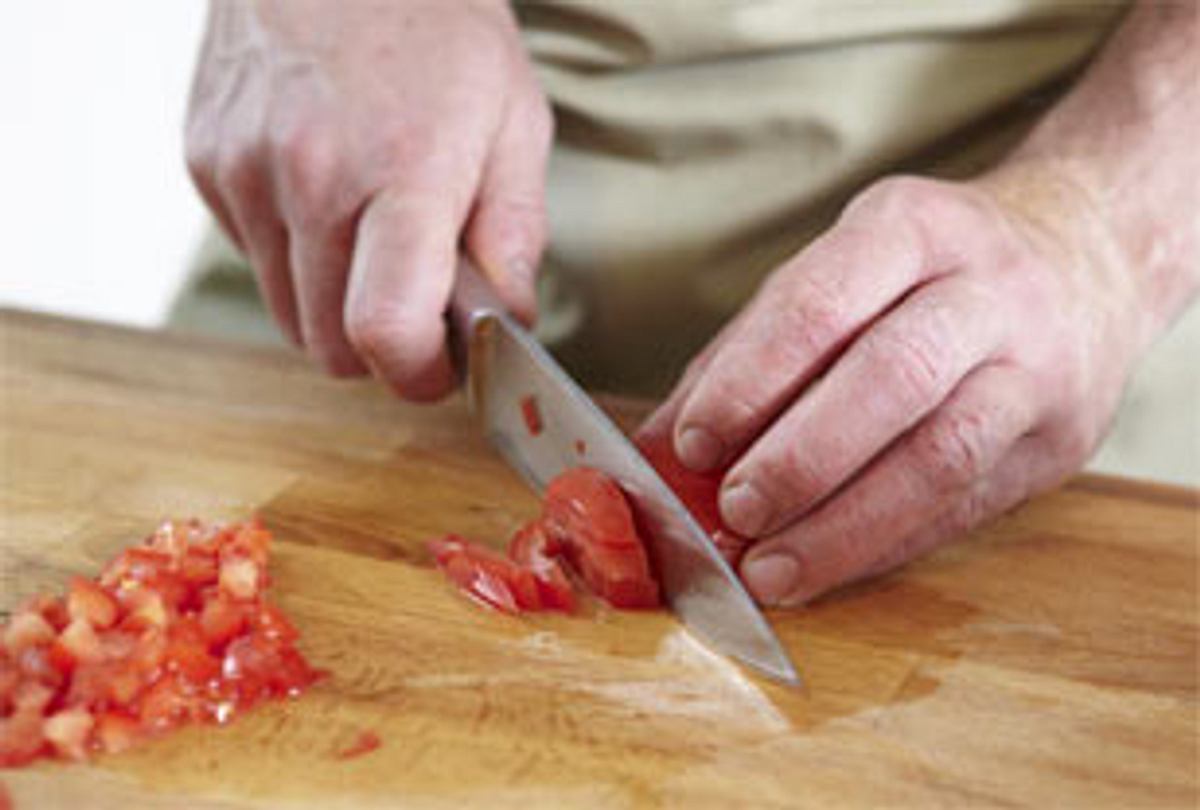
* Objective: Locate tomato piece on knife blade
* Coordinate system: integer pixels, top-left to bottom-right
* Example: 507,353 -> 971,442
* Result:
542,468 -> 660,609
0,519 -> 322,769
519,395 -> 544,437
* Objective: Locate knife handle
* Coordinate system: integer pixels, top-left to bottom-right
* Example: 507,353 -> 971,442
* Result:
447,256 -> 509,376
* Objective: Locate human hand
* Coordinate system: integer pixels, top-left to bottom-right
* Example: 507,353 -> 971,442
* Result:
185,0 -> 552,398
640,167 -> 1150,606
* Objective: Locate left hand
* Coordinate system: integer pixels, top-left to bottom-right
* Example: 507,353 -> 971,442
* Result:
639,166 -> 1147,606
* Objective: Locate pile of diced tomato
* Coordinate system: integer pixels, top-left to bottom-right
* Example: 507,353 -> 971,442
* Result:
0,520 -> 321,767
429,438 -> 744,614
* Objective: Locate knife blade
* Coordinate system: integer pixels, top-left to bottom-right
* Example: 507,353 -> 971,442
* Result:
449,259 -> 800,685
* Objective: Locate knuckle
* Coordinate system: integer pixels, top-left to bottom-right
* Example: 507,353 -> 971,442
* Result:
344,307 -> 395,363
753,440 -> 836,513
768,273 -> 850,364
943,486 -> 994,538
485,195 -> 548,255
849,174 -> 949,225
183,131 -> 216,182
870,318 -> 953,411
842,175 -> 964,262
271,125 -> 340,226
914,407 -> 992,493
214,144 -> 261,199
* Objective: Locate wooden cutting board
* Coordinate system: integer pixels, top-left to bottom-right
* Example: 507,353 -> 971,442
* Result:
1,309 -> 1196,809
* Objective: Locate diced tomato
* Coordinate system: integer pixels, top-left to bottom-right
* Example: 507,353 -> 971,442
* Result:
200,596 -> 247,647
179,547 -> 219,585
16,646 -> 63,691
163,620 -> 220,684
100,546 -> 172,590
13,682 -> 55,715
58,618 -> 105,666
0,518 -> 319,769
94,711 -> 142,755
218,555 -> 260,601
126,629 -> 167,676
27,595 -> 70,632
3,611 -> 55,656
67,577 -> 119,629
43,708 -> 94,761
0,708 -> 46,767
136,674 -> 197,732
0,659 -> 18,715
224,521 -> 271,569
118,587 -> 170,632
250,603 -> 298,645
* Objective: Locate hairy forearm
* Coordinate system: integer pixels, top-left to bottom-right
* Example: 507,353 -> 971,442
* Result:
1007,0 -> 1200,346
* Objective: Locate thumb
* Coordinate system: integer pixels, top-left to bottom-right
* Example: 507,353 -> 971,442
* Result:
463,96 -> 553,325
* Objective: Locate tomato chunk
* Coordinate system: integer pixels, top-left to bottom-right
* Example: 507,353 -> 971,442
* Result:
637,433 -> 750,565
542,468 -> 659,609
0,519 -> 320,769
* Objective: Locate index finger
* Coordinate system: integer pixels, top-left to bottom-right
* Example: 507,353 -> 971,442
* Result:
343,184 -> 464,401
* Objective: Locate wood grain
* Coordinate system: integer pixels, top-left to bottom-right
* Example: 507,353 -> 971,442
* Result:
1,309 -> 1196,809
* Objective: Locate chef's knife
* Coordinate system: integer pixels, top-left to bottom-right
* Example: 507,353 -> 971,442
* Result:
449,258 -> 800,685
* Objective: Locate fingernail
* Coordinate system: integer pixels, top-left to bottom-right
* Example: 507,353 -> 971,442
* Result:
720,481 -> 773,536
676,426 -> 723,470
742,553 -> 799,606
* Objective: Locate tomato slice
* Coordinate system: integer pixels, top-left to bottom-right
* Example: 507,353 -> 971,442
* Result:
541,468 -> 659,609
508,523 -> 574,612
429,536 -> 528,613
430,467 -> 661,612
543,468 -> 641,549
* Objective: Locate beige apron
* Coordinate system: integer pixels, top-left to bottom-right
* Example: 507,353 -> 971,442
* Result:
516,0 -> 1125,394
175,3 -> 1199,486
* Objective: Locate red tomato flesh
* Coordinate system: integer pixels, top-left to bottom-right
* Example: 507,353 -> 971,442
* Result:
429,467 -> 660,614
335,728 -> 382,760
636,432 -> 750,565
519,395 -> 544,437
0,519 -> 321,768
430,434 -> 745,616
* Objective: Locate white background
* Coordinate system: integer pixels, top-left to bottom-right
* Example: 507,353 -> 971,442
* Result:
0,1 -> 207,326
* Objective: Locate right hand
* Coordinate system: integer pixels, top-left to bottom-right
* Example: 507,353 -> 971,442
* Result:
185,0 -> 553,399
